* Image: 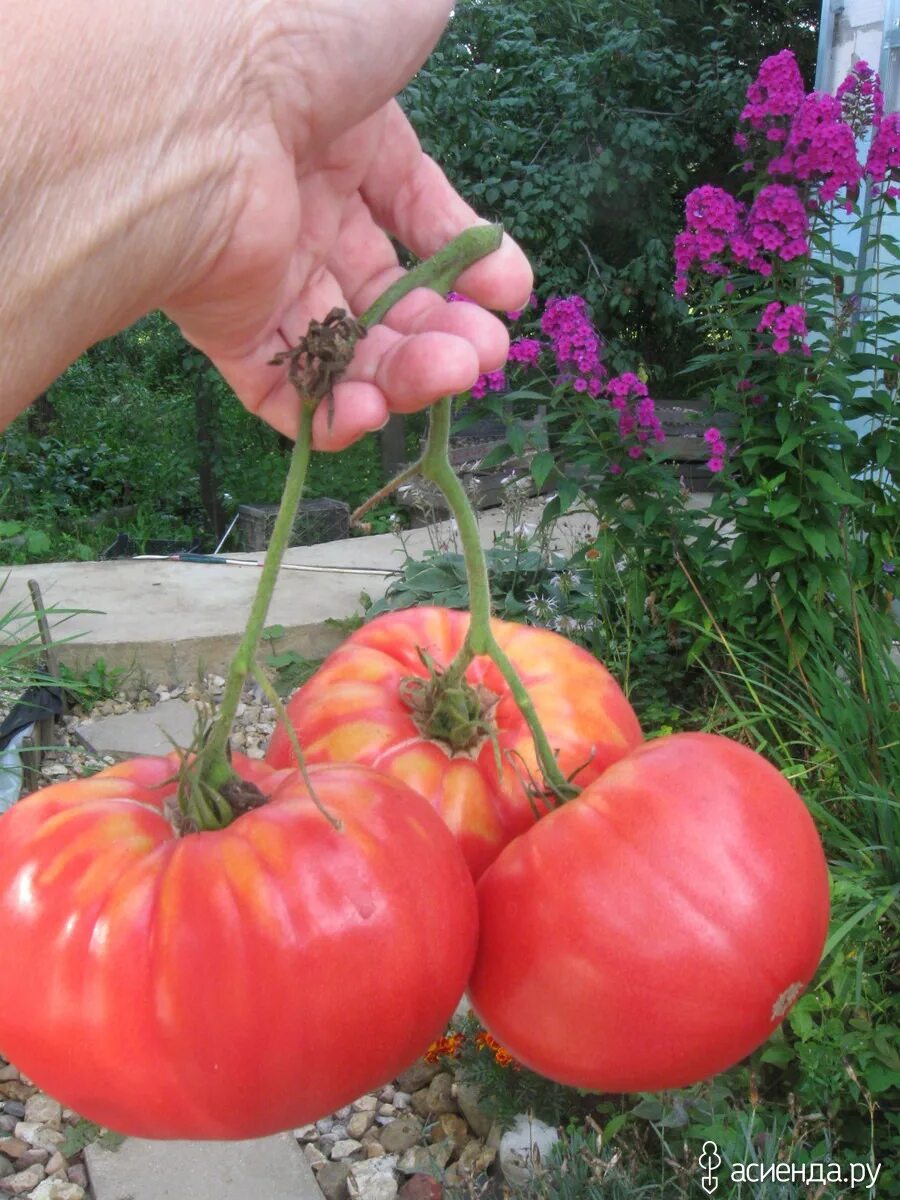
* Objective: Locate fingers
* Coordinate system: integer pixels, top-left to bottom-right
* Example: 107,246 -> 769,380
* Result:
357,103 -> 533,311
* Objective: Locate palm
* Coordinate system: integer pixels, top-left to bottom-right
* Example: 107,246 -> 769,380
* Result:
164,2 -> 531,449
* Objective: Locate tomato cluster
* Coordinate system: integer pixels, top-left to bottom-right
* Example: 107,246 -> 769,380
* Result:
0,608 -> 830,1140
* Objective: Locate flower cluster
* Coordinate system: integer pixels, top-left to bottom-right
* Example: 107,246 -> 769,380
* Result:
865,112 -> 900,199
768,92 -> 862,207
540,295 -> 606,395
470,368 -> 507,401
507,337 -> 543,366
732,184 -> 810,271
423,1033 -> 464,1064
674,186 -> 744,296
474,1030 -> 520,1069
607,373 -> 666,462
837,60 -> 884,138
703,426 -> 728,473
737,49 -> 806,143
756,301 -> 810,355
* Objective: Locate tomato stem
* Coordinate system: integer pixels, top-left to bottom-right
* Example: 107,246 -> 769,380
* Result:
185,225 -> 508,827
421,402 -> 576,801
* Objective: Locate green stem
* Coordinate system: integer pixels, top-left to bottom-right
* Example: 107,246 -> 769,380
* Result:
188,224 -> 506,820
200,404 -> 316,793
420,400 -> 575,801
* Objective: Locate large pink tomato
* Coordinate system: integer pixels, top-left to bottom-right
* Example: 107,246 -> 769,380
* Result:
0,753 -> 477,1138
267,607 -> 642,879
468,732 -> 830,1091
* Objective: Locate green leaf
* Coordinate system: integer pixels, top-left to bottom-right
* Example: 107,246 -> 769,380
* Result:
25,529 -> 51,555
804,467 -> 863,506
530,450 -> 556,491
766,545 -> 797,569
768,495 -> 800,520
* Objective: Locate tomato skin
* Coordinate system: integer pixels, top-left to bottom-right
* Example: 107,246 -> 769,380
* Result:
468,732 -> 830,1091
0,753 -> 477,1139
266,607 -> 643,879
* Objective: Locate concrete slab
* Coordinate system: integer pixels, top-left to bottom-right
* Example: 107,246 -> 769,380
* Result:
0,504 -> 601,687
85,1133 -> 324,1200
74,698 -> 200,757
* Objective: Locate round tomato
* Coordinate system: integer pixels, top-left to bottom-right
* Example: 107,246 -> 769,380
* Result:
468,732 -> 830,1091
0,753 -> 477,1138
266,607 -> 642,879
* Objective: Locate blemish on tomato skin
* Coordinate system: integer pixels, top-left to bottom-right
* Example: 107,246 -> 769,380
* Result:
771,980 -> 804,1021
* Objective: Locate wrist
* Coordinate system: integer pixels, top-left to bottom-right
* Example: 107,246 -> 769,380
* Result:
0,0 -> 243,420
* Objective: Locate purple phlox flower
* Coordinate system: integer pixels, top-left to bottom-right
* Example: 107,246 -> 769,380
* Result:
882,560 -> 896,575
865,112 -> 900,199
733,184 -> 810,268
606,373 -> 665,452
756,301 -> 810,355
507,337 -> 543,366
740,49 -> 806,134
769,92 -> 863,207
609,463 -> 623,475
837,60 -> 884,138
674,185 -> 745,295
447,291 -> 474,303
470,368 -> 507,400
703,426 -> 728,469
540,295 -> 606,388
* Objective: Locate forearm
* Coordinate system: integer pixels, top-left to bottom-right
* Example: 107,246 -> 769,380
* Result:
0,0 -> 240,425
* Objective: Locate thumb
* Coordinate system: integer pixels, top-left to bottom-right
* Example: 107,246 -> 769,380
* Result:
267,0 -> 454,150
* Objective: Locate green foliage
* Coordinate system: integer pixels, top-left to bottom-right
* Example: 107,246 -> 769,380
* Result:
0,311 -> 406,563
402,0 -> 817,382
57,658 -> 131,712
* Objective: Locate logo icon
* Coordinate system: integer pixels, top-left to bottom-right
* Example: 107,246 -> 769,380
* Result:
698,1141 -> 722,1194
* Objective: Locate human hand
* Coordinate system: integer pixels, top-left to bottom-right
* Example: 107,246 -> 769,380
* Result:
0,0 -> 531,444
163,0 -> 533,450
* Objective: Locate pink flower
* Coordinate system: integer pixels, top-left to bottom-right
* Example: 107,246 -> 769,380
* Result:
865,112 -> 900,198
756,301 -> 810,355
739,49 -> 806,134
507,337 -> 543,366
837,60 -> 884,137
707,456 -> 725,473
541,296 -> 607,390
768,92 -> 862,207
609,463 -> 622,475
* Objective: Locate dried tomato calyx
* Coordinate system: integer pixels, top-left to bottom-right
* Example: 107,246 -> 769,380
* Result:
400,652 -> 499,754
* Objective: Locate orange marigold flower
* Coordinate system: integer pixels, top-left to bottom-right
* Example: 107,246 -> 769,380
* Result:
585,547 -> 600,560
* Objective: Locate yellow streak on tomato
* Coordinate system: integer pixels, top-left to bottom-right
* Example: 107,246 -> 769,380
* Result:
310,721 -> 393,762
442,763 -> 502,842
217,837 -> 282,934
36,815 -> 154,888
378,745 -> 445,805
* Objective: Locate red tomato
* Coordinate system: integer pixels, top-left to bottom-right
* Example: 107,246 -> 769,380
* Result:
468,732 -> 830,1091
267,607 -> 642,879
0,753 -> 477,1138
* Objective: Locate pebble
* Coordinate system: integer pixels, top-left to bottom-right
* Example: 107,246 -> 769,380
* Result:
330,1138 -> 363,1161
397,1175 -> 442,1200
0,1117 -> 16,1134
423,1073 -> 456,1116
379,1117 -> 423,1155
452,1082 -> 494,1139
397,1140 -> 453,1176
65,1165 -> 88,1190
302,1144 -> 327,1170
0,1068 -> 19,1084
317,1161 -> 352,1200
366,1142 -> 386,1159
29,1181 -> 86,1200
395,1061 -> 441,1094
0,1137 -> 27,1159
346,1111 -> 375,1139
0,1156 -> 14,1179
2,1162 -> 45,1194
352,1095 -> 379,1113
1,1103 -> 26,1120
45,1152 -> 67,1175
24,1096 -> 62,1129
498,1114 -> 559,1186
347,1156 -> 399,1200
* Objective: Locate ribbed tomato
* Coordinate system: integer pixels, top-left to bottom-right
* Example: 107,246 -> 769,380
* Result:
266,607 -> 643,879
0,752 -> 477,1138
468,732 -> 830,1091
